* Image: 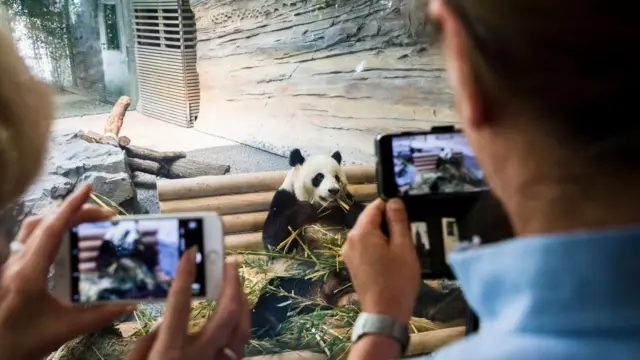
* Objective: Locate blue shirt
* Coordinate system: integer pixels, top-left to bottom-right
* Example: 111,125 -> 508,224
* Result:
428,227 -> 640,360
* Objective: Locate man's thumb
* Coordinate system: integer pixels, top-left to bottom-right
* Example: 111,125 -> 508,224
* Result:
385,199 -> 412,247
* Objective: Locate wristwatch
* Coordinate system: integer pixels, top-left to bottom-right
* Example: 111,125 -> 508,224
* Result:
351,313 -> 410,354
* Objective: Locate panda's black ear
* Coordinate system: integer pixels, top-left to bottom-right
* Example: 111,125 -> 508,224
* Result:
331,151 -> 342,165
289,148 -> 305,166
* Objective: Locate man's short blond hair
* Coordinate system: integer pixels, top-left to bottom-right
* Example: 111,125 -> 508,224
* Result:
0,26 -> 54,212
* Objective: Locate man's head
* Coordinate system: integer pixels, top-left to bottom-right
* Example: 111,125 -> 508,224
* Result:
426,0 -> 640,233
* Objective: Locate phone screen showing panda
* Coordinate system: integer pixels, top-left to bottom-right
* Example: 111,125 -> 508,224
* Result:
68,217 -> 206,303
390,132 -> 488,197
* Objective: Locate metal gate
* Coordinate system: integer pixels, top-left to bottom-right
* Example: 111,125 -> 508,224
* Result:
131,0 -> 200,127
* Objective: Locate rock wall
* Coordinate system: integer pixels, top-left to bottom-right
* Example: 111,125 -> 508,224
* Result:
191,0 -> 457,164
0,131 -> 144,265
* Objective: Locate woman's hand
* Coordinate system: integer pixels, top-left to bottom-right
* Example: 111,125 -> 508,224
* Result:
0,184 -> 136,360
343,198 -> 421,322
125,255 -> 251,360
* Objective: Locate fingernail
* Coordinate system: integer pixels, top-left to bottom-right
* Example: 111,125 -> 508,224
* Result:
187,245 -> 199,261
125,304 -> 138,313
388,198 -> 404,211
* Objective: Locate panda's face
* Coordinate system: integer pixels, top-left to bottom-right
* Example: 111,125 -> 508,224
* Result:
281,150 -> 347,206
299,155 -> 346,205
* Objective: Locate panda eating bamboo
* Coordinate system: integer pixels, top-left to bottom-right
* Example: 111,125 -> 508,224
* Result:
250,149 -> 468,340
251,149 -> 365,339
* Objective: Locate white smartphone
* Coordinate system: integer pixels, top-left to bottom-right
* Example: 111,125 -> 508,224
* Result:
52,212 -> 224,305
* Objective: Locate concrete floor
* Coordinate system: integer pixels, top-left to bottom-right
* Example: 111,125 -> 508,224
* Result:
54,91 -> 114,118
54,110 -> 236,152
54,108 -> 291,214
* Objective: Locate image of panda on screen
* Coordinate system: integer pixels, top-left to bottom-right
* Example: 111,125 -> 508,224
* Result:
392,132 -> 488,195
75,218 -> 193,302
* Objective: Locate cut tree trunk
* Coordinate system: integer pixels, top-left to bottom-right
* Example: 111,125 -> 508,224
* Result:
78,95 -> 232,180
160,158 -> 230,179
127,158 -> 161,174
123,144 -> 186,163
104,96 -> 131,139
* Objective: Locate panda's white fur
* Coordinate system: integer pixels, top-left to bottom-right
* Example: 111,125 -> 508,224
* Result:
280,154 -> 349,207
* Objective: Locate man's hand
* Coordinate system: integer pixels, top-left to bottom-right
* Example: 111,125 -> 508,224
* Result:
342,198 -> 420,322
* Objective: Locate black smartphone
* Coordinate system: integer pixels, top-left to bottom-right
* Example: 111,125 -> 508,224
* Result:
375,126 -> 489,279
375,126 -> 488,199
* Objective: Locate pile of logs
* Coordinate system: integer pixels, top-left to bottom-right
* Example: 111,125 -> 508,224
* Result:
81,96 -> 230,188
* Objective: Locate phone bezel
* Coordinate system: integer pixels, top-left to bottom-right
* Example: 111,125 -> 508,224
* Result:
53,212 -> 225,305
375,126 -> 489,279
375,126 -> 486,201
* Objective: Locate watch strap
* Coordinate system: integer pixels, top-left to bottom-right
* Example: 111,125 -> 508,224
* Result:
351,313 -> 409,354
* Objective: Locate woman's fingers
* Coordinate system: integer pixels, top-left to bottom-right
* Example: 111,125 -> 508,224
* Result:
16,204 -> 115,245
51,302 -> 135,349
23,184 -> 93,275
149,246 -> 198,356
192,261 -> 244,356
124,330 -> 159,360
223,290 -> 251,359
15,216 -> 43,244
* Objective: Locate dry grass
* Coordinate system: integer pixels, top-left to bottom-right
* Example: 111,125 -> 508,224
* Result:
52,195 -> 457,359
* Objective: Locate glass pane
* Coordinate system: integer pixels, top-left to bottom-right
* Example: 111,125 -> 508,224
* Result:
104,3 -> 120,50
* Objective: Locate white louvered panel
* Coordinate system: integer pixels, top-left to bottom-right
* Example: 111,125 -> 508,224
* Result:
133,0 -> 200,127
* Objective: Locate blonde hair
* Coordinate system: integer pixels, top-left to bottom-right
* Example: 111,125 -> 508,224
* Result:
0,26 -> 54,212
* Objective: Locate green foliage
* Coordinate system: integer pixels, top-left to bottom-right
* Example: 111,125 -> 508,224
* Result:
1,0 -> 76,87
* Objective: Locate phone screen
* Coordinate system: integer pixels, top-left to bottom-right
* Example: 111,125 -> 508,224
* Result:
391,132 -> 488,196
68,217 -> 206,303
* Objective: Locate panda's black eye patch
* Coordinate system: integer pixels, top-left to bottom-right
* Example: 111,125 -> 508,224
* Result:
312,173 -> 325,188
334,175 -> 341,183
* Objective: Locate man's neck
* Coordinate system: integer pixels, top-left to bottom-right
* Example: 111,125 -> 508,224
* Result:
504,173 -> 640,237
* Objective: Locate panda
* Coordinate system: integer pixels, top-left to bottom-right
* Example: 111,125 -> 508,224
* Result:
262,148 -> 365,253
251,148 -> 366,339
250,148 -> 469,339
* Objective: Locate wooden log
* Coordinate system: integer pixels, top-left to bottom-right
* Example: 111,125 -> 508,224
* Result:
104,96 -> 131,139
160,184 -> 378,215
157,164 -> 376,201
127,158 -> 161,174
222,212 -> 268,234
225,232 -> 263,250
406,326 -> 465,355
118,136 -> 131,147
160,158 -> 230,179
123,144 -> 186,163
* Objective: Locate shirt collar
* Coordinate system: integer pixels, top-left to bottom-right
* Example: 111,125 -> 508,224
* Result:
449,227 -> 640,334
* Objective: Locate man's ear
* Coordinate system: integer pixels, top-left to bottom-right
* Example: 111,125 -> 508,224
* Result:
429,0 -> 486,130
331,151 -> 342,165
